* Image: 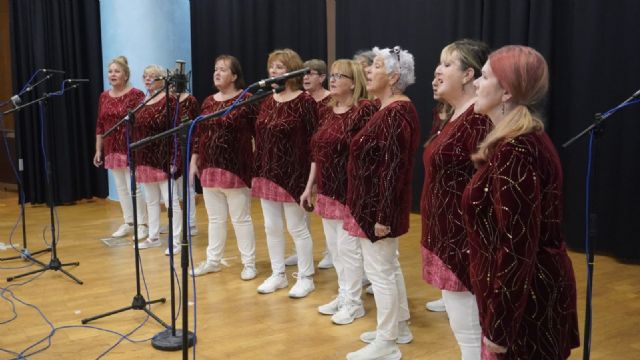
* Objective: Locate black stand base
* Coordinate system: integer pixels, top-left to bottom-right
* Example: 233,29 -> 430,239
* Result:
6,256 -> 82,284
81,294 -> 168,326
151,328 -> 195,351
0,246 -> 51,261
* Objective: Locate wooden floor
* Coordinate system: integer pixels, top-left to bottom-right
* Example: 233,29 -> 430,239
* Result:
0,190 -> 638,359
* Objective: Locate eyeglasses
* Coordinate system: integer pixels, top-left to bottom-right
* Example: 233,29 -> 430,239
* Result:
329,73 -> 352,81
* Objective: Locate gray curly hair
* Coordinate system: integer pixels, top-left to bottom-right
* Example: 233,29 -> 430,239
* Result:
372,46 -> 415,92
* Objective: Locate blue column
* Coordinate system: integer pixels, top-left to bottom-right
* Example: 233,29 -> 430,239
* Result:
99,0 -> 192,200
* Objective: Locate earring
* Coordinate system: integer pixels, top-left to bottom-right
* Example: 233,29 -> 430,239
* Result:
501,102 -> 505,115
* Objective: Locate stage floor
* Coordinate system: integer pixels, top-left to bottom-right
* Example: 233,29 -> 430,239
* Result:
0,191 -> 638,359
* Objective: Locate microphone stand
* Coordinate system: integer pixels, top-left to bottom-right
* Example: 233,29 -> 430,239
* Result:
3,84 -> 83,284
131,86 -> 280,358
562,89 -> 640,360
81,89 -> 169,328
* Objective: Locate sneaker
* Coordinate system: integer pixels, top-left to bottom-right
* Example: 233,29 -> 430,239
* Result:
134,225 -> 148,240
365,284 -> 374,295
331,301 -> 365,325
425,298 -> 446,312
165,242 -> 181,256
284,254 -> 298,266
318,295 -> 344,315
137,238 -> 161,249
288,274 -> 315,298
112,223 -> 133,238
257,273 -> 288,294
240,265 -> 257,280
359,321 -> 413,344
189,226 -> 198,236
346,340 -> 401,360
159,225 -> 169,234
318,251 -> 333,269
190,261 -> 221,277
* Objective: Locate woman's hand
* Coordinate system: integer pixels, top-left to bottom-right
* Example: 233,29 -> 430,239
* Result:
189,155 -> 200,186
483,336 -> 507,354
93,151 -> 103,167
374,222 -> 391,237
299,188 -> 314,211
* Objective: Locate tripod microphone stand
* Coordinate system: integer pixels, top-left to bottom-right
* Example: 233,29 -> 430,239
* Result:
562,88 -> 640,360
4,81 -> 84,284
131,83 -> 283,358
82,89 -> 168,327
0,73 -> 55,263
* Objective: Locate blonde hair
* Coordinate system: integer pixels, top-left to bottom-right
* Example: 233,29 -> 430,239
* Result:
472,46 -> 548,165
109,55 -> 131,83
267,48 -> 303,90
328,59 -> 368,107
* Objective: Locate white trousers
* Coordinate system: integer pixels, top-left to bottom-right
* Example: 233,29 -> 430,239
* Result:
176,177 -> 197,226
360,236 -> 410,341
442,290 -> 482,360
322,218 -> 363,303
112,168 -> 147,225
202,187 -> 256,266
142,179 -> 182,244
260,199 -> 314,277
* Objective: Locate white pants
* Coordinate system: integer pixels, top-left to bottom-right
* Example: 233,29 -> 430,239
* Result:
112,168 -> 147,225
142,179 -> 182,244
260,199 -> 314,277
360,237 -> 410,341
323,218 -> 363,302
442,290 -> 482,360
202,187 -> 256,266
176,177 -> 197,226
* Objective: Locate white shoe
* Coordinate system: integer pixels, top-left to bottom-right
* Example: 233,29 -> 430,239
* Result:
360,321 -> 413,344
425,298 -> 446,312
288,274 -> 315,298
318,251 -> 333,269
190,261 -> 221,277
136,238 -> 161,249
257,273 -> 288,294
365,284 -> 374,295
159,225 -> 169,234
136,225 -> 148,240
240,265 -> 257,280
112,223 -> 133,238
189,226 -> 198,236
165,242 -> 181,256
346,340 -> 401,360
284,254 -> 298,266
318,295 -> 344,315
332,301 -> 365,325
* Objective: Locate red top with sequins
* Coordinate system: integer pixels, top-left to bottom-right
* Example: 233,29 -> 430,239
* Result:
95,88 -> 145,165
421,105 -> 492,291
345,100 -> 420,242
462,132 -> 579,358
253,92 -> 318,202
193,93 -> 256,188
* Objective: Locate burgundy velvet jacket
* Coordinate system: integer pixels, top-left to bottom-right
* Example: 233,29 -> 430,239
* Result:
462,132 -> 580,359
420,105 -> 492,290
95,88 -> 145,157
193,93 -> 257,188
254,92 -> 318,201
346,100 -> 420,241
133,95 -> 179,177
312,99 -> 377,204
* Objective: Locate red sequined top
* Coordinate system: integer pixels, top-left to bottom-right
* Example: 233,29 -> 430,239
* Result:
421,105 -> 492,291
462,132 -> 579,358
95,88 -> 145,166
253,92 -> 318,202
193,93 -> 257,188
345,100 -> 420,241
133,95 -> 179,179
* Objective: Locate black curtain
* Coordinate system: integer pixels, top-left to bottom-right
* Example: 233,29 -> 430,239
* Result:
9,0 -> 106,204
336,0 -> 640,261
190,0 -> 327,102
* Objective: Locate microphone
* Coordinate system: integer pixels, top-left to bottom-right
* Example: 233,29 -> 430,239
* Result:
41,69 -> 65,74
173,59 -> 188,93
64,78 -> 90,83
249,68 -> 310,90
